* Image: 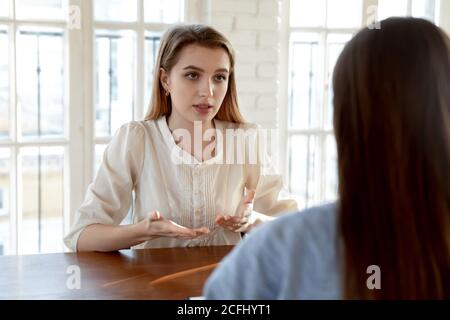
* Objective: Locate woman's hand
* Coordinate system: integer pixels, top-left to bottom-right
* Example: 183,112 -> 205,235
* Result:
141,211 -> 210,240
215,190 -> 257,233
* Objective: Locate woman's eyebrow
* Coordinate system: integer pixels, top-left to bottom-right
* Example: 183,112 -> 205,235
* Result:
182,65 -> 229,73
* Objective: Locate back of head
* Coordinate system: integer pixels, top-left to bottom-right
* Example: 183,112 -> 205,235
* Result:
333,17 -> 450,299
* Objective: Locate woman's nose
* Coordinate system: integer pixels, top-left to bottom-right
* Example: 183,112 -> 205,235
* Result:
199,79 -> 214,97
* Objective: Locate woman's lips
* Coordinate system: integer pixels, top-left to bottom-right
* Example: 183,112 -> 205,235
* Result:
193,104 -> 213,114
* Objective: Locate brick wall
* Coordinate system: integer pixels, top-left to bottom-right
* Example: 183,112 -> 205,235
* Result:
202,0 -> 282,130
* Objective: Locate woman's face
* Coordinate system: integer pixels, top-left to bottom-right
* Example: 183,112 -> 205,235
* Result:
160,44 -> 230,125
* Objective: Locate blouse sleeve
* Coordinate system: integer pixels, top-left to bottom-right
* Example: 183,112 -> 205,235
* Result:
245,125 -> 298,216
63,122 -> 146,251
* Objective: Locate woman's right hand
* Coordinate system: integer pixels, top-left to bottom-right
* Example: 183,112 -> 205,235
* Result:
140,211 -> 210,240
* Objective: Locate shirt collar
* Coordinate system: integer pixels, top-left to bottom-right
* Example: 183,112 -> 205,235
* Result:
156,116 -> 224,166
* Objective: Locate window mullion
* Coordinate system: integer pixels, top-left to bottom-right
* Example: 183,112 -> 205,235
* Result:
279,0 -> 290,182
320,29 -> 330,203
407,0 -> 413,16
319,132 -> 327,203
83,0 -> 94,187
318,27 -> 327,204
136,0 -> 144,121
93,22 -> 140,30
10,145 -> 17,255
287,129 -> 334,135
66,0 -> 86,250
439,0 -> 450,33
6,20 -> 67,28
317,1 -> 329,205
11,6 -> 18,254
16,146 -> 23,254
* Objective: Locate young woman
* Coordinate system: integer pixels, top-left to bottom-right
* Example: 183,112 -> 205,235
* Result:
204,17 -> 450,299
64,24 -> 297,252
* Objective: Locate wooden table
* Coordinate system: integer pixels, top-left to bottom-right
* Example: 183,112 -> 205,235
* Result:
0,245 -> 234,299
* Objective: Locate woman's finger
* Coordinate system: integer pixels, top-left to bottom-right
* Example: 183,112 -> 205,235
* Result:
149,218 -> 210,239
222,215 -> 247,225
216,216 -> 231,226
168,221 -> 211,238
163,220 -> 199,237
215,215 -> 248,232
149,210 -> 162,221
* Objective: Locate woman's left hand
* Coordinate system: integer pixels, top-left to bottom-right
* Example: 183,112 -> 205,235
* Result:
215,190 -> 256,233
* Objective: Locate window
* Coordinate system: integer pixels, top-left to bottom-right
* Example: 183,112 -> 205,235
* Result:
286,0 -> 441,210
0,0 -> 185,255
0,0 -> 67,255
378,0 -> 440,22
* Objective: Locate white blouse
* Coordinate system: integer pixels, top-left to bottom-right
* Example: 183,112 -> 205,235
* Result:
64,117 -> 298,251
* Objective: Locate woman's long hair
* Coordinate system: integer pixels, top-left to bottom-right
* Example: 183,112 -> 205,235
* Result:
144,24 -> 245,123
333,17 -> 450,299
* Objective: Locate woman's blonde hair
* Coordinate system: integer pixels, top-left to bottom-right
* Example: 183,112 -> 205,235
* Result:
144,24 -> 246,123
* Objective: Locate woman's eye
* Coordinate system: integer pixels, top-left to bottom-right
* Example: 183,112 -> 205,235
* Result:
215,74 -> 227,82
186,73 -> 198,80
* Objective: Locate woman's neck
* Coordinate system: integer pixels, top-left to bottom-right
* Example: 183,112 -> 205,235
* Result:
167,114 -> 215,136
166,114 -> 216,162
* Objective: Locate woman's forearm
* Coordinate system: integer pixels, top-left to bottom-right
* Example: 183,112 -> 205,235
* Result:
76,222 -> 148,252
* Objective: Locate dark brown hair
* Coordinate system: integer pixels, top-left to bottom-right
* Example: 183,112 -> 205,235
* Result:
333,17 -> 450,299
145,24 -> 245,123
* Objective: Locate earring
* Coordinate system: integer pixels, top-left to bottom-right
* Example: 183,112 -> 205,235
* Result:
165,90 -> 170,97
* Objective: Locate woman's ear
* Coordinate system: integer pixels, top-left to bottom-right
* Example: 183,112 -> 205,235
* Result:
159,67 -> 169,91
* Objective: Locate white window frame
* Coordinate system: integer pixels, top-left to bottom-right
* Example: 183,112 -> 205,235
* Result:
279,0 -> 450,209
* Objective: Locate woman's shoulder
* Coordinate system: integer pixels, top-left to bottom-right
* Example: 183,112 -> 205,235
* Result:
106,121 -> 149,152
116,120 -> 148,131
115,119 -> 165,136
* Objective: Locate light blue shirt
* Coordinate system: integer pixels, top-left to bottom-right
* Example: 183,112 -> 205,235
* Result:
203,202 -> 343,299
